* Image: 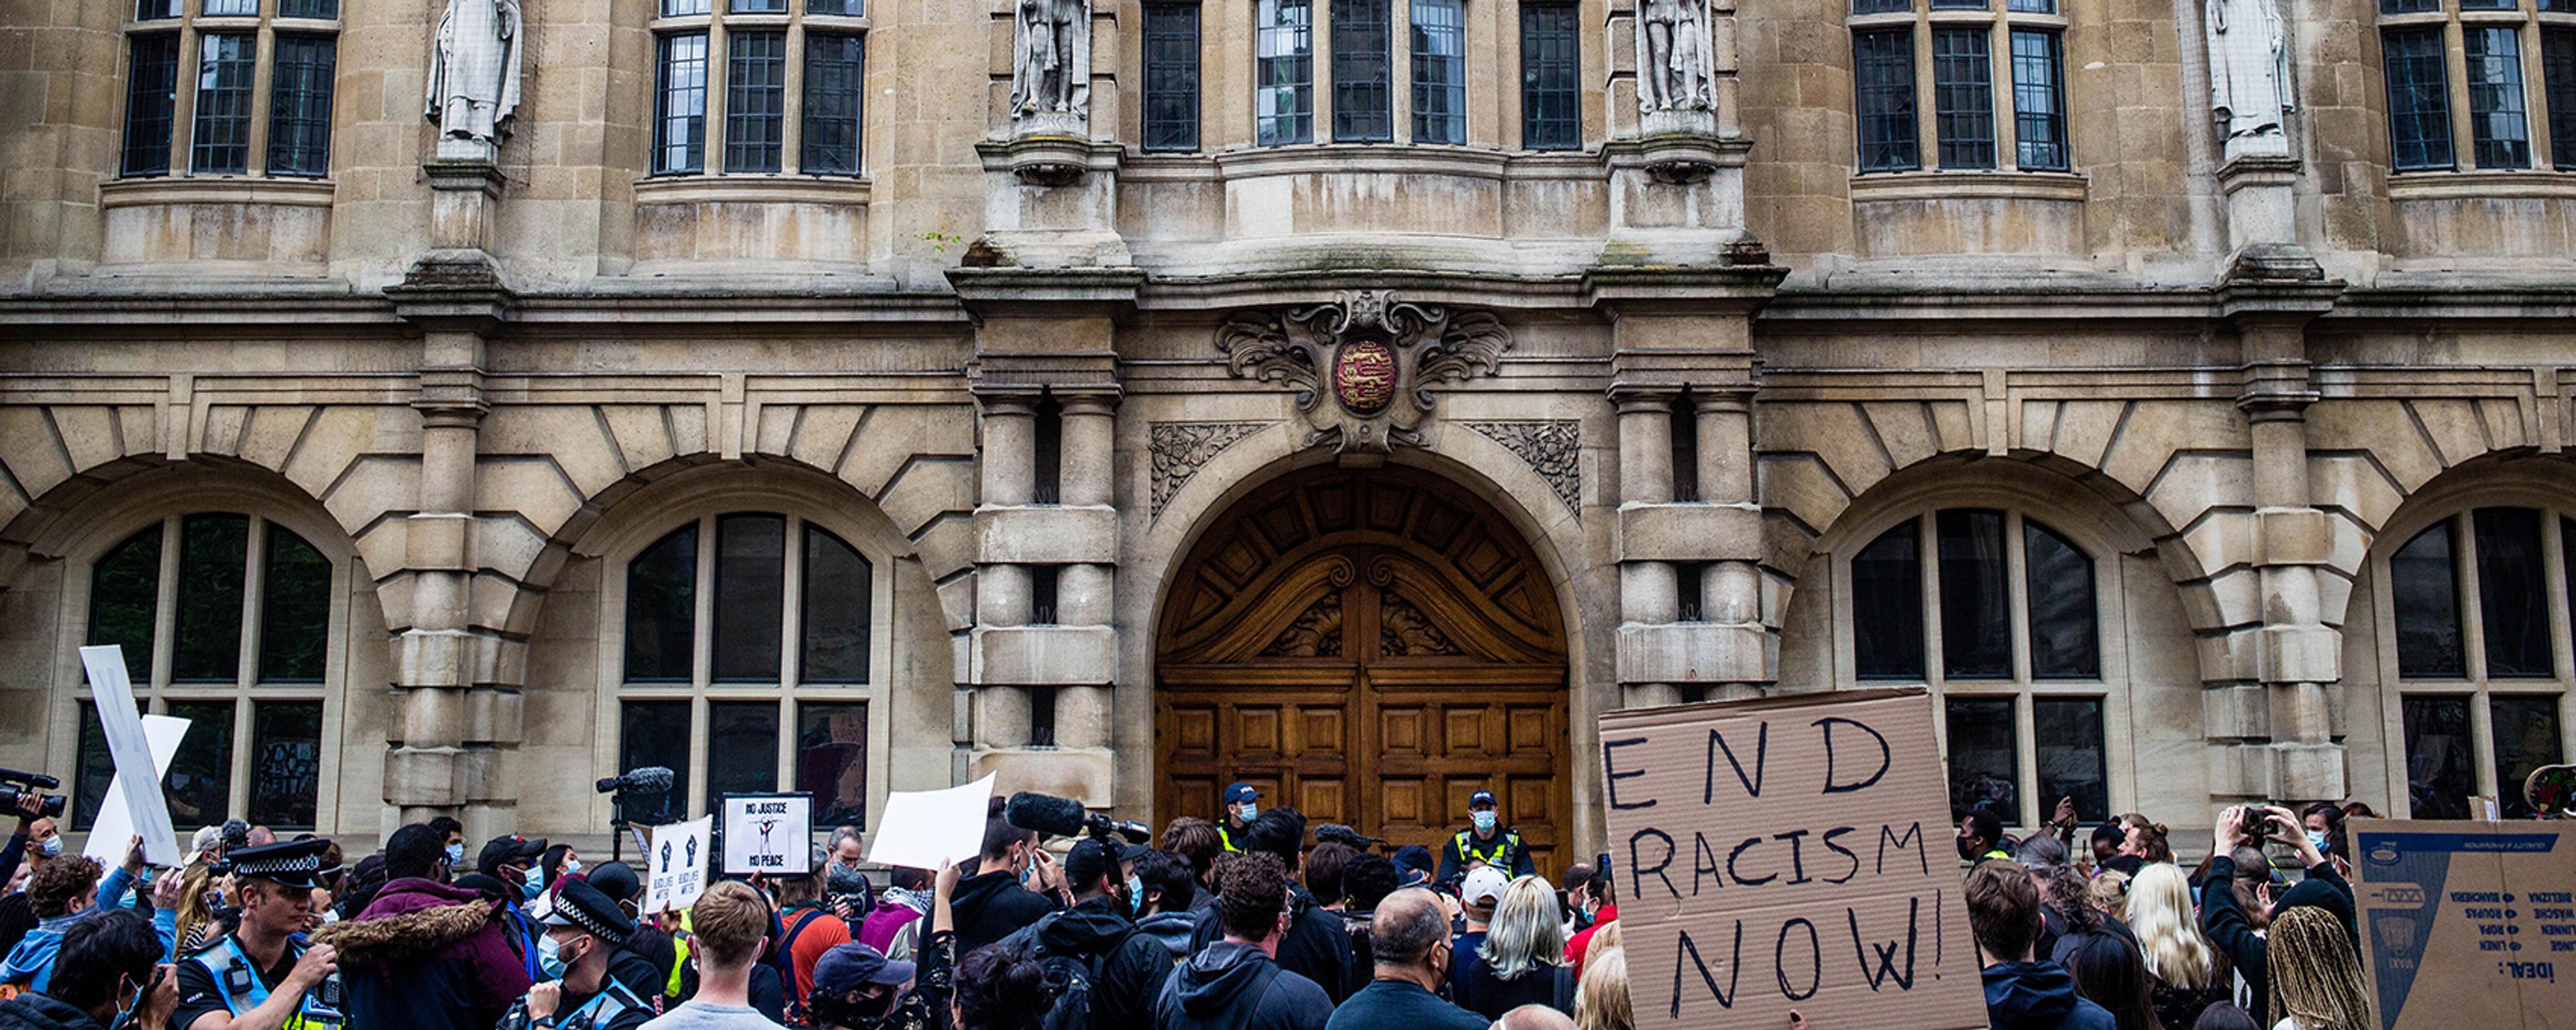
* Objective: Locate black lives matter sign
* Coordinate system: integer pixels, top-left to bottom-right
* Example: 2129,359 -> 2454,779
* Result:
1599,688 -> 1986,1029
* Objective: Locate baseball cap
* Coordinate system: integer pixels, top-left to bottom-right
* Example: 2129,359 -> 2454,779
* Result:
1469,790 -> 1497,809
478,835 -> 547,876
1392,845 -> 1435,888
1460,866 -> 1511,914
812,942 -> 917,996
1224,783 -> 1262,805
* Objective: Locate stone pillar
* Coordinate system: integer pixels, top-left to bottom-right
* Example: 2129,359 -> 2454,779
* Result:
1615,390 -> 1682,709
1052,394 -> 1117,750
975,395 -> 1038,751
1696,390 -> 1766,701
384,273 -> 512,829
2218,282 -> 2345,805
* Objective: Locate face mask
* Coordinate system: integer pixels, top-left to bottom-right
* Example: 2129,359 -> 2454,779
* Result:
523,878 -> 544,901
1471,811 -> 1497,834
1955,836 -> 1978,861
445,842 -> 466,864
538,933 -> 584,980
2306,830 -> 2329,854
1017,852 -> 1036,888
38,837 -> 62,858
1234,803 -> 1258,823
564,859 -> 583,877
1126,875 -> 1145,916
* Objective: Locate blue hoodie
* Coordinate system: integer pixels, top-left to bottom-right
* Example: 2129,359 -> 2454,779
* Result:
1982,960 -> 2119,1030
0,866 -> 176,992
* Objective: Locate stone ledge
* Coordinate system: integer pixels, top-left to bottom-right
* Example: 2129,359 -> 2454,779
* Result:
971,624 -> 1118,685
976,504 -> 1119,563
1847,169 -> 2089,204
632,174 -> 871,207
2387,169 -> 2576,202
1616,621 -> 1768,683
970,747 -> 1113,805
1617,502 -> 1762,561
99,176 -> 336,209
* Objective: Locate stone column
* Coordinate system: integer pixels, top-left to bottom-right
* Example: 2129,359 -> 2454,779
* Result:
1696,390 -> 1766,701
1615,389 -> 1682,709
975,394 -> 1038,750
1051,394 -> 1117,750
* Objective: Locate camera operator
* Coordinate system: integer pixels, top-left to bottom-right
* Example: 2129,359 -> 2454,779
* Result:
823,828 -> 875,928
994,837 -> 1167,1030
1,793 -> 63,957
1435,792 -> 1532,888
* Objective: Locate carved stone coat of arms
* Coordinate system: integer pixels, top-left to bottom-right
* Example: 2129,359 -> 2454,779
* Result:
1216,290 -> 1512,456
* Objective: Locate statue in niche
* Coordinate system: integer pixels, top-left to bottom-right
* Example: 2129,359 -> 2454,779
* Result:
1635,0 -> 1713,113
425,0 -> 524,160
2205,0 -> 2294,158
1011,0 -> 1090,127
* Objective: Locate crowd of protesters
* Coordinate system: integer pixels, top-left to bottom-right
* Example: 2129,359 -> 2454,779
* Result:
0,775 -> 2396,1030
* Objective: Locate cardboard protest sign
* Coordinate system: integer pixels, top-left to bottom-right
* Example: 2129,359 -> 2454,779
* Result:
79,646 -> 185,867
721,792 -> 814,875
84,714 -> 189,866
643,816 -> 713,913
2349,819 -> 2576,1030
867,774 -> 998,872
1599,687 -> 1986,1030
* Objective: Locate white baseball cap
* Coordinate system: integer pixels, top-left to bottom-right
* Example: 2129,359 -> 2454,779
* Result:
1460,866 -> 1511,910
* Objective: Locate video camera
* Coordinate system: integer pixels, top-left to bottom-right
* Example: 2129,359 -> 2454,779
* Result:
1314,823 -> 1385,849
1003,791 -> 1150,845
598,766 -> 678,827
0,768 -> 65,820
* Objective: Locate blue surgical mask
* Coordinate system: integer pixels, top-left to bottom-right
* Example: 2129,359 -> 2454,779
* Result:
1126,875 -> 1144,916
523,878 -> 543,902
38,837 -> 62,858
564,859 -> 582,877
1472,811 -> 1497,834
537,933 -> 568,979
1234,803 -> 1258,823
445,842 -> 466,865
2306,830 -> 2330,854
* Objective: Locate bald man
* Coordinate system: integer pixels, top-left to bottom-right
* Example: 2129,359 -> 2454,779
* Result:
1490,1006 -> 1574,1030
1324,889 -> 1485,1030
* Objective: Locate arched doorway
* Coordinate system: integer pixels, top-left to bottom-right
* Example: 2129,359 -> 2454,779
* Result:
1155,465 -> 1571,875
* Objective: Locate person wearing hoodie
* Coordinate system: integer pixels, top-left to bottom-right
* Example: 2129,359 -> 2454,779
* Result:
0,910 -> 175,1030
1129,850 -> 1198,964
2198,805 -> 2353,1027
1155,853 -> 1332,1030
947,816 -> 1061,959
1966,861 -> 2115,1030
3,841 -> 174,994
994,838 -> 1167,1030
856,868 -> 930,956
313,824 -> 533,1030
1185,809 -> 1354,1003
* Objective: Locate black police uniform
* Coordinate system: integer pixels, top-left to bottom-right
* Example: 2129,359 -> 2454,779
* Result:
498,878 -> 652,1030
169,840 -> 348,1030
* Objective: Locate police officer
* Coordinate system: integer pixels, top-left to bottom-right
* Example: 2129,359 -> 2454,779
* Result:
1215,783 -> 1260,854
1436,790 -> 1534,886
502,878 -> 651,1030
169,838 -> 346,1030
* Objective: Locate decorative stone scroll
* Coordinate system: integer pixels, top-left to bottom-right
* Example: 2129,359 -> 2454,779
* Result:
426,0 -> 525,162
1149,420 -> 1270,519
1461,420 -> 1581,518
1217,290 -> 1512,457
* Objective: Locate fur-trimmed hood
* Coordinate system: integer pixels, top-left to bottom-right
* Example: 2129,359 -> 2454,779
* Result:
310,878 -> 496,968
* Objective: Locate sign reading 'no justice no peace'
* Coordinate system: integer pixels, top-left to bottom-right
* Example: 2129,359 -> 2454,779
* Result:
1599,687 -> 1987,1030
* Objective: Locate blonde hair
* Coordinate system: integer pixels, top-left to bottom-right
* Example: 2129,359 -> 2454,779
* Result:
690,880 -> 771,967
1482,876 -> 1568,980
1581,919 -> 1623,969
171,862 -> 221,952
1574,946 -> 1631,1030
2268,907 -> 2370,1030
2086,869 -> 2129,917
2124,864 -> 2214,989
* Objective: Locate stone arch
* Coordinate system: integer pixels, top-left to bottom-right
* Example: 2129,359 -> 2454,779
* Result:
1758,396 -> 2263,686
1122,414 -> 1613,845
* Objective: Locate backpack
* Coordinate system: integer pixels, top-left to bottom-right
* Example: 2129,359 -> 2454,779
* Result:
778,907 -> 835,1026
1004,912 -> 1131,1030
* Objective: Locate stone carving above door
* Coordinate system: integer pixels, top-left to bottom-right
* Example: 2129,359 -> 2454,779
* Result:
1460,420 -> 1581,518
1217,290 -> 1512,457
1150,420 -> 1272,520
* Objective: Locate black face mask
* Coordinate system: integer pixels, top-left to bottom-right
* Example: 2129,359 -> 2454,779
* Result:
812,990 -> 896,1029
1955,835 -> 1979,860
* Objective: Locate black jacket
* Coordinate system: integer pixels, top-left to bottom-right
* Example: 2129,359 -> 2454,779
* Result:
0,994 -> 105,1030
1155,941 -> 1333,1030
1006,896 -> 1171,1030
949,870 -> 1063,959
1982,962 -> 2118,1030
1189,884 -> 1356,1003
2200,854 -> 2351,1026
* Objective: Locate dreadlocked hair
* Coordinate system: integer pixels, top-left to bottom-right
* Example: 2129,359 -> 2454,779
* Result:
2267,906 -> 2371,1030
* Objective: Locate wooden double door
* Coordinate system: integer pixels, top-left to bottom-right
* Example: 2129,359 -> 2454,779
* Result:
1155,466 -> 1572,876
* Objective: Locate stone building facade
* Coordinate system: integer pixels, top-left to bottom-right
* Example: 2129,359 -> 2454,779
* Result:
1,0 -> 2572,864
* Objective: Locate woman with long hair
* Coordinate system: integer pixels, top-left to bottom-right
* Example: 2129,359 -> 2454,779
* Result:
2126,863 -> 2231,1029
1573,946 -> 1630,1030
2267,907 -> 2371,1030
1456,876 -> 1574,1019
2061,929 -> 2167,1030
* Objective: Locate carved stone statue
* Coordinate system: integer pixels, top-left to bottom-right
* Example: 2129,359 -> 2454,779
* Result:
425,0 -> 524,161
2205,0 -> 2293,158
1635,0 -> 1713,115
1010,0 -> 1089,130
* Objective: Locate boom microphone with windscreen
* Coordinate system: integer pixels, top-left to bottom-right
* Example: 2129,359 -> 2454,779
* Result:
1004,791 -> 1150,844
596,766 -> 676,795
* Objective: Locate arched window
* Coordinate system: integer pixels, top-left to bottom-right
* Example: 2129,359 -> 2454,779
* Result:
74,513 -> 336,832
614,512 -> 875,823
1845,508 -> 2107,827
2380,506 -> 2573,819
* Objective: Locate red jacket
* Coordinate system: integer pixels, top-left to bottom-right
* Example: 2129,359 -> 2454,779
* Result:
1565,905 -> 1617,982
